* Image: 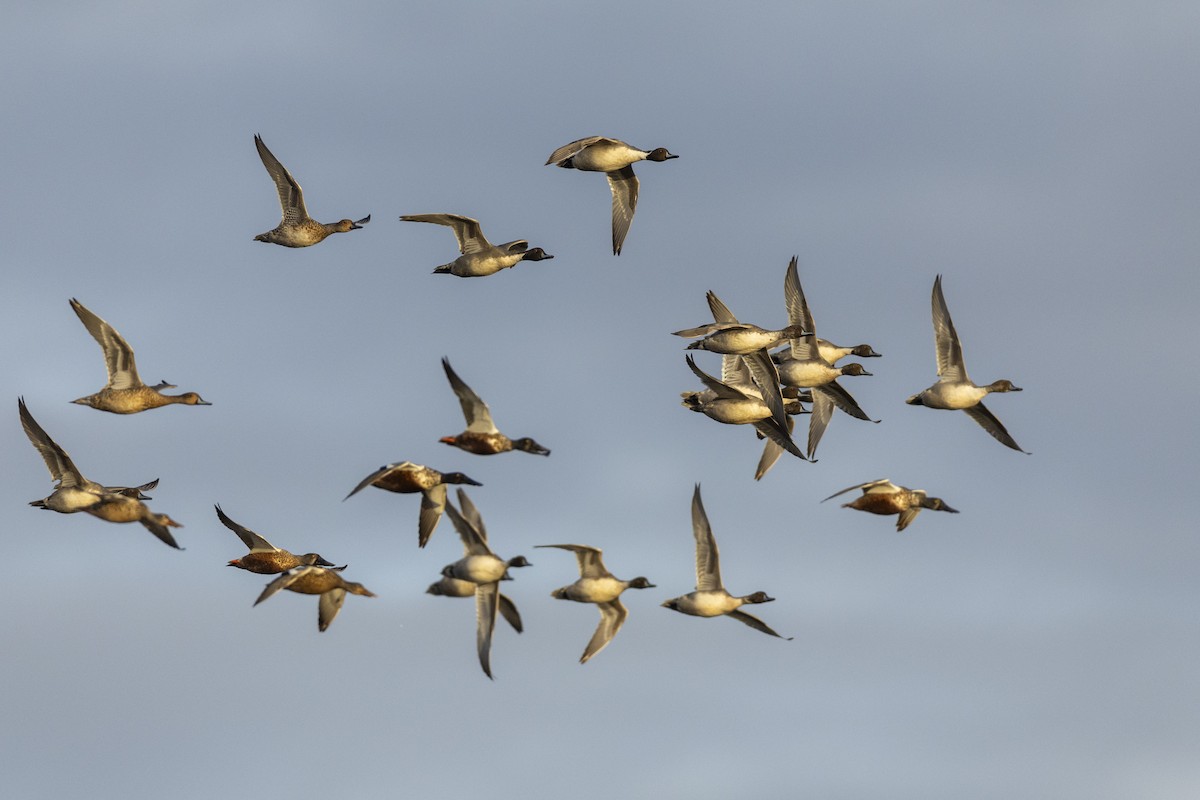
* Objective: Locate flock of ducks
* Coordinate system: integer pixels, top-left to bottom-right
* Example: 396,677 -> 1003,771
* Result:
19,133 -> 1028,679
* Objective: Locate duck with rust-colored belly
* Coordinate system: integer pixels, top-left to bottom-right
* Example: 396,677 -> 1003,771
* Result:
822,479 -> 959,532
215,505 -> 337,574
343,461 -> 483,548
438,357 -> 550,456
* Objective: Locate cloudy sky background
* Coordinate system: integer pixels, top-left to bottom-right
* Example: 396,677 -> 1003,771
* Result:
3,2 -> 1198,797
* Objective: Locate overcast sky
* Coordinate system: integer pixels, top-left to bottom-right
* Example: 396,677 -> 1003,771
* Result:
3,2 -> 1198,798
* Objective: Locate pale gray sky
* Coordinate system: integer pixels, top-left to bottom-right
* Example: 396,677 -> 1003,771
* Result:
3,2 -> 1198,798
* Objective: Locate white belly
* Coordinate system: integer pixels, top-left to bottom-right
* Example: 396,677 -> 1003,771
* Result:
675,590 -> 739,617
702,398 -> 770,425
450,555 -> 507,584
921,381 -> 986,409
572,144 -> 641,172
567,576 -> 625,604
777,359 -> 838,388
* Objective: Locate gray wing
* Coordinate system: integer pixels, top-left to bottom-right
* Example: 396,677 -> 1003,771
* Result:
400,213 -> 490,253
19,398 -> 87,488
685,355 -> 747,401
751,417 -> 806,462
580,600 -> 628,664
821,478 -> 895,503
805,389 -> 835,461
932,275 -> 968,381
691,485 -> 722,592
753,416 -> 793,480
70,298 -> 142,390
138,515 -> 183,550
343,463 -> 397,500
607,165 -> 638,255
742,349 -> 789,433
214,504 -> 277,552
455,487 -> 488,542
536,544 -> 608,578
963,403 -> 1027,453
108,478 -> 158,499
544,136 -> 610,166
442,495 -> 491,555
783,257 -> 819,361
728,609 -> 792,640
672,321 -> 744,338
418,483 -> 449,548
706,290 -> 739,324
318,588 -> 347,632
498,593 -> 523,633
254,134 -> 308,223
692,291 -> 744,391
475,581 -> 499,680
812,381 -> 876,422
442,357 -> 497,433
722,353 -> 753,388
253,566 -> 312,606
896,508 -> 922,532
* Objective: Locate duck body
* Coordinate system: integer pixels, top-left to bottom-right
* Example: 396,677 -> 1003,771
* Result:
72,387 -> 210,414
345,461 -> 479,496
254,218 -> 367,248
677,322 -> 811,356
662,589 -> 760,618
907,379 -> 1016,410
688,396 -> 775,426
430,246 -> 553,277
774,356 -> 847,389
32,485 -> 105,514
551,575 -> 629,604
83,494 -> 183,549
816,340 -> 882,363
440,431 -> 549,456
443,553 -> 514,585
548,138 -> 666,172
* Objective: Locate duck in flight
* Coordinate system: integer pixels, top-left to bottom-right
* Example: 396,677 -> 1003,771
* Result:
906,275 -> 1027,453
545,136 -> 677,255
253,134 -> 369,247
400,213 -> 552,277
68,298 -> 210,414
538,543 -> 654,664
822,479 -> 958,532
438,357 -> 550,456
661,485 -> 792,641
